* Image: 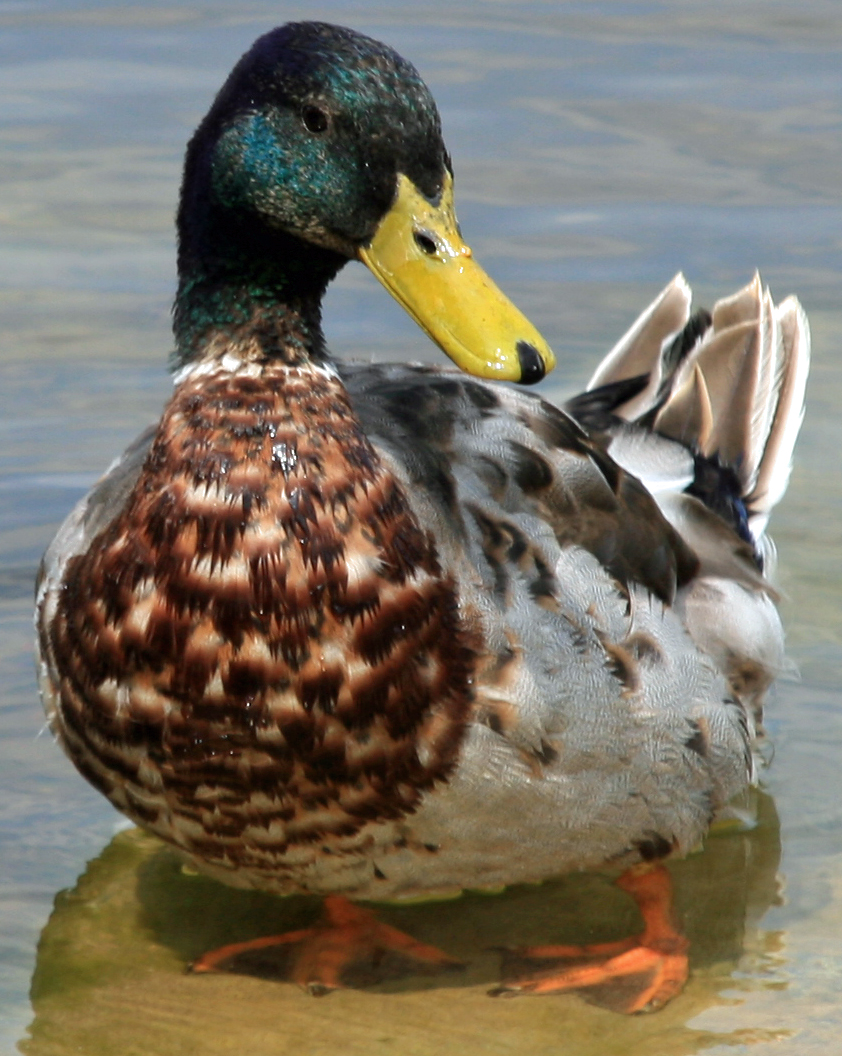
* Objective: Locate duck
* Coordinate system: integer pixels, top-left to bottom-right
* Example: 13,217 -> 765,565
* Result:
35,21 -> 809,1013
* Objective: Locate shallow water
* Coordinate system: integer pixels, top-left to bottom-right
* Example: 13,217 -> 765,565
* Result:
1,2 -> 841,1053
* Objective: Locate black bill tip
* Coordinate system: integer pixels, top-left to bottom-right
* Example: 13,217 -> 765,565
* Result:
516,341 -> 546,385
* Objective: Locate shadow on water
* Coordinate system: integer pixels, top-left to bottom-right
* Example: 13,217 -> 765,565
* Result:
21,790 -> 786,1055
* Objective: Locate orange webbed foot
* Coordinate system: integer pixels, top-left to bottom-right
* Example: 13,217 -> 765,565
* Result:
490,864 -> 689,1014
190,895 -> 462,993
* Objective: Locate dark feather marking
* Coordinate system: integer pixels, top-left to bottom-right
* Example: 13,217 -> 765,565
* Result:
637,307 -> 713,427
519,403 -> 591,457
473,456 -> 509,501
597,635 -> 640,694
684,721 -> 708,758
463,381 -> 500,414
564,374 -> 651,431
509,440 -> 554,493
528,554 -> 557,602
633,832 -> 674,862
686,453 -> 760,565
484,709 -> 504,734
467,506 -> 510,600
122,790 -> 161,825
533,739 -> 558,765
622,632 -> 663,664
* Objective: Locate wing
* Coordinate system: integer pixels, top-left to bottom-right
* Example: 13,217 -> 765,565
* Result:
343,362 -> 754,865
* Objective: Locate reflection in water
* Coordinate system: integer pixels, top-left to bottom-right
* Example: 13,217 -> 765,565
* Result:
23,792 -> 784,1055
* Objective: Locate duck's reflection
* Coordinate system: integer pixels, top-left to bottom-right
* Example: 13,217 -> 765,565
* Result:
25,790 -> 783,1054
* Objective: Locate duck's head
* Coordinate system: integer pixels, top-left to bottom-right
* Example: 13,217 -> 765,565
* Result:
175,21 -> 554,383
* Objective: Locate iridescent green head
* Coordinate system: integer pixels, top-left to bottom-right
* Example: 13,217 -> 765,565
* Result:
175,21 -> 554,382
180,23 -> 446,257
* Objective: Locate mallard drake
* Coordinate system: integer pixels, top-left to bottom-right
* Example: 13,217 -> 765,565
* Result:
35,22 -> 809,1012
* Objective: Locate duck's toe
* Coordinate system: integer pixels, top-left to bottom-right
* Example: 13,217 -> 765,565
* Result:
489,864 -> 689,1013
490,936 -> 688,1013
190,895 -> 463,992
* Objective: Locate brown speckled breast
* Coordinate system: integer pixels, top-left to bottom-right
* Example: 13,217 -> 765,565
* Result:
44,360 -> 475,880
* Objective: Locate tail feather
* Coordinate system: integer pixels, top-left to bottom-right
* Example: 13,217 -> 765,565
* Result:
650,362 -> 713,449
745,295 -> 810,536
657,275 -> 776,503
585,273 -> 810,544
587,272 -> 691,420
579,274 -> 809,728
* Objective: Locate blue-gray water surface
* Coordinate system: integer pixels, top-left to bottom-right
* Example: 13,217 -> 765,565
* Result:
2,2 -> 841,1053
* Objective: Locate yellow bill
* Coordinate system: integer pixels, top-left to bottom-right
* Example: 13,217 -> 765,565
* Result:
359,173 -> 555,384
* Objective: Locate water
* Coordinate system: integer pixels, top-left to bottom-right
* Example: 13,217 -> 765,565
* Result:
1,2 -> 840,1052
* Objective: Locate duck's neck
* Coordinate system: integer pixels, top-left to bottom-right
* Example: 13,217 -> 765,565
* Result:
172,211 -> 347,371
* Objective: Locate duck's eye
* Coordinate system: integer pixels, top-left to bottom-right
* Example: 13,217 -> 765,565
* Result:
301,104 -> 330,134
413,231 -> 438,256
